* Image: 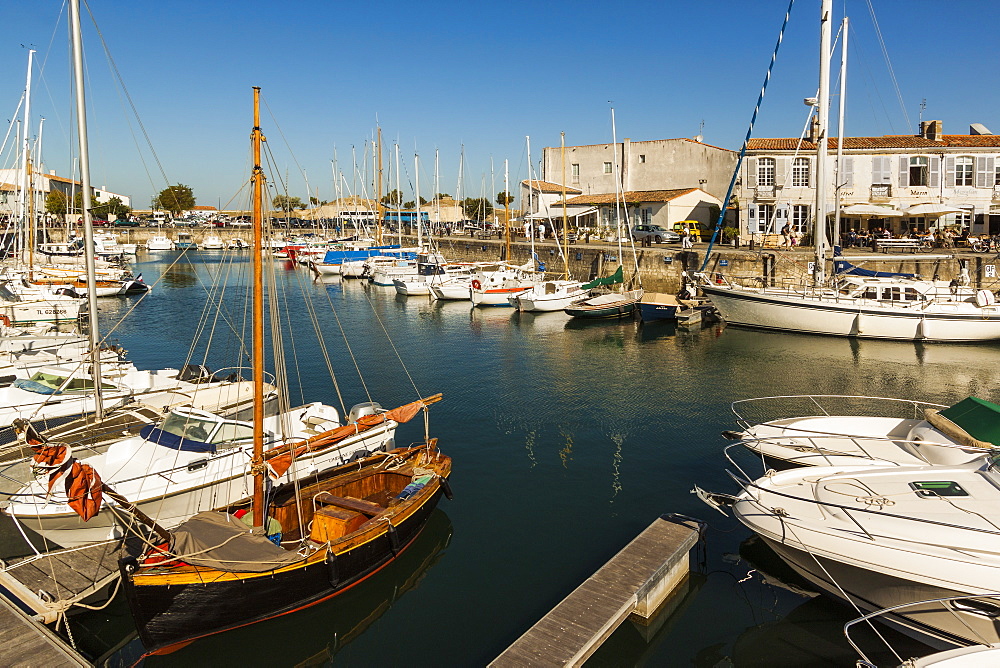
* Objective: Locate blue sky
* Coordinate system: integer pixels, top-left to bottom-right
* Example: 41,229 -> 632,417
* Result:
2,0 -> 998,210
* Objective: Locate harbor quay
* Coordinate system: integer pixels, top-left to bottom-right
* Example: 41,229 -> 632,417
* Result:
46,227 -> 997,293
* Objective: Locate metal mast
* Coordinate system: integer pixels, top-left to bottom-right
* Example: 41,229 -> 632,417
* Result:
69,0 -> 103,419
814,0 -> 832,284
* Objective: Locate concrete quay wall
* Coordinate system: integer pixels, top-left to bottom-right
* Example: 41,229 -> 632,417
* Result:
49,228 -> 992,292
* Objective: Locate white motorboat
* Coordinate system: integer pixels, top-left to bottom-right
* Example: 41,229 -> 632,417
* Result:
725,458 -> 1000,650
469,262 -> 540,306
509,280 -> 587,311
430,276 -> 473,301
0,281 -> 84,324
726,394 -> 999,469
5,400 -> 399,547
145,235 -> 175,251
201,235 -> 225,250
227,238 -> 249,250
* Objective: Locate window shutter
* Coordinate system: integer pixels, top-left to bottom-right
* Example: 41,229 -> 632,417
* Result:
776,157 -> 790,185
808,158 -> 816,188
871,156 -> 883,184
976,156 -> 990,188
945,156 -> 956,187
898,157 -> 909,188
990,157 -> 997,187
843,156 -> 853,187
879,156 -> 892,184
929,156 -> 941,187
746,158 -> 757,188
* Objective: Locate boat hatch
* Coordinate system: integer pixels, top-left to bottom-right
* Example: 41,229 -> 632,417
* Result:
910,481 -> 969,497
15,372 -> 115,394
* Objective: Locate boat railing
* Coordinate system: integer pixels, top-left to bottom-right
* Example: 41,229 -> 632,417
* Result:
845,593 -> 1000,665
724,462 -> 1000,546
730,394 -> 947,431
724,430 -> 987,471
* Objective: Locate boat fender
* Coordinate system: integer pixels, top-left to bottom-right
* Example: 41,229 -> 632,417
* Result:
720,430 -> 743,440
325,550 -> 339,587
714,273 -> 724,284
471,279 -> 482,290
119,555 -> 139,574
0,314 -> 8,327
440,476 -> 454,501
387,522 -> 400,555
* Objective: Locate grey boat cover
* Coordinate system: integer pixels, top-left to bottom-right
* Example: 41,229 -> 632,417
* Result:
168,511 -> 305,573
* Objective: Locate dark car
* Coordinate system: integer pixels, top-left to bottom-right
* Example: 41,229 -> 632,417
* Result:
113,218 -> 140,227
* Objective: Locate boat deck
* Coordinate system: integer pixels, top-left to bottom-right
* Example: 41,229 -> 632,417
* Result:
0,537 -> 138,624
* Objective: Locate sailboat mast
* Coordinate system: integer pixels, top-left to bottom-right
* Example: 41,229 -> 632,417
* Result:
561,132 -> 569,277
832,17 -> 848,256
414,154 -> 422,248
525,139 -> 535,268
69,0 -> 103,419
376,127 -> 383,245
250,86 -> 266,531
395,144 -> 402,244
814,0 -> 832,284
20,49 -> 34,258
504,159 -> 510,261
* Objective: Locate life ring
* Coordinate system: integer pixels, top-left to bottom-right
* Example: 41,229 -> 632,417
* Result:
0,314 -> 10,327
471,279 -> 482,290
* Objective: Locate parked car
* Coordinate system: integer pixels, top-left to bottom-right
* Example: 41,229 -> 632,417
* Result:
92,219 -> 111,227
113,218 -> 140,227
672,220 -> 708,242
631,224 -> 678,244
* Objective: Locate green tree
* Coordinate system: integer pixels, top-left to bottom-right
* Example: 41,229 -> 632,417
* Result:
45,190 -> 85,216
496,191 -> 514,207
462,197 -> 493,221
154,184 -> 195,216
309,196 -> 319,206
272,194 -> 304,213
403,200 -> 415,209
381,189 -> 403,207
435,192 -> 451,200
93,196 -> 131,220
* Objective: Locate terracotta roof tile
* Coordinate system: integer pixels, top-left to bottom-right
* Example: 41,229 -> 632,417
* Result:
749,134 -> 1000,151
559,188 -> 700,206
521,179 -> 582,194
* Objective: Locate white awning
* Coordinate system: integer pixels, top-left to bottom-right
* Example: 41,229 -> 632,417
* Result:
904,202 -> 968,216
838,204 -> 906,217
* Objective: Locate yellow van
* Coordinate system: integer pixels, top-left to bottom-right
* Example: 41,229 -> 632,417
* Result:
672,220 -> 706,242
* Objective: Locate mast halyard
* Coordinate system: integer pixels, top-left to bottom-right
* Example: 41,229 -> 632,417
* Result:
69,0 -> 103,420
250,86 -> 267,532
503,159 -> 510,262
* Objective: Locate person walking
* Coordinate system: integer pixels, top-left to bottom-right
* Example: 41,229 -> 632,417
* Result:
681,226 -> 693,249
780,222 -> 791,248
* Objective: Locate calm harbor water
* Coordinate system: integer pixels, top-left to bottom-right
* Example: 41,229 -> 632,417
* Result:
60,250 -> 999,666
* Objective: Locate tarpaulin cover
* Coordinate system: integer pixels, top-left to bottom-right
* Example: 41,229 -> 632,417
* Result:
168,511 -> 304,573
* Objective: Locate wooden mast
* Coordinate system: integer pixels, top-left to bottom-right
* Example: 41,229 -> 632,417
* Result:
250,86 -> 266,531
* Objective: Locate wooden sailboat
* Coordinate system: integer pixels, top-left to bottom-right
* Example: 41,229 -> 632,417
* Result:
115,87 -> 453,654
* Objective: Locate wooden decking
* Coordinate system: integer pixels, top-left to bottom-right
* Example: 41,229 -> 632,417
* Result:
0,594 -> 90,667
491,514 -> 703,667
0,538 -> 134,624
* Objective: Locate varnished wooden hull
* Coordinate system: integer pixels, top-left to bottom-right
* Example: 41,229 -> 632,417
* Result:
121,453 -> 448,654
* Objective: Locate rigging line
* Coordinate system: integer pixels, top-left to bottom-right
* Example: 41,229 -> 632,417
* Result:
864,0 -> 911,132
82,1 -> 175,196
261,95 -> 311,199
850,33 -> 896,135
700,0 -> 796,271
353,284 -> 422,401
317,279 -> 371,407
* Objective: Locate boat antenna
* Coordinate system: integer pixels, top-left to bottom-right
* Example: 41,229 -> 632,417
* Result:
70,0 -> 104,419
250,86 -> 267,532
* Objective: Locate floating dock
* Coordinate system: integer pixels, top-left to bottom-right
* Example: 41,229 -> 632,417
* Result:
0,593 -> 90,667
491,514 -> 704,667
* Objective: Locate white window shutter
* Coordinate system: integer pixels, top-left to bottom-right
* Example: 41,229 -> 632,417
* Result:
976,156 -> 990,188
777,157 -> 790,185
746,158 -> 757,188
929,156 -> 941,187
843,156 -> 853,187
808,157 -> 816,188
898,157 -> 909,188
945,156 -> 956,187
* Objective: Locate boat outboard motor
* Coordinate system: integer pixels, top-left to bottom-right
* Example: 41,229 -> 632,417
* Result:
348,401 -> 383,424
178,364 -> 213,383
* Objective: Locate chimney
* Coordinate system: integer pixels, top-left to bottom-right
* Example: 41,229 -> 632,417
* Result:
808,115 -> 820,143
920,120 -> 943,141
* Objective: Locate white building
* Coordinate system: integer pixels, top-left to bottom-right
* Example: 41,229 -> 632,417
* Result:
557,187 -> 723,234
741,121 -> 1000,241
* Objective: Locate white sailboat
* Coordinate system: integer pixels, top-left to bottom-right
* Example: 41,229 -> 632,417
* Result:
697,6 -> 1000,342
